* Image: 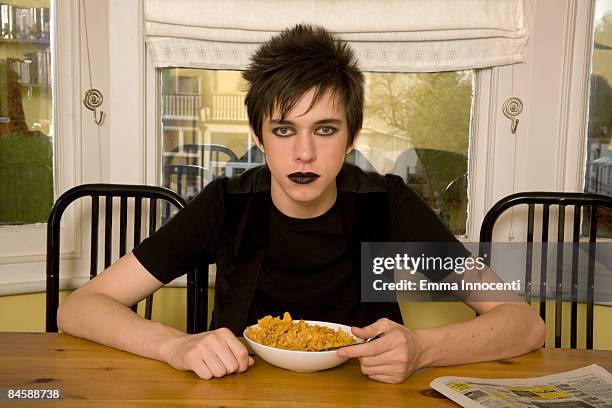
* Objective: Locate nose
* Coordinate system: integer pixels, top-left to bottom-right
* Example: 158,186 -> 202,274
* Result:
293,131 -> 317,163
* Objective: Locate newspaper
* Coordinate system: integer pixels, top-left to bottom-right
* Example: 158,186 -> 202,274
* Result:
430,364 -> 612,407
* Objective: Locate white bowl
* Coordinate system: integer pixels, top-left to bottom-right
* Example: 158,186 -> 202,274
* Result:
243,320 -> 361,373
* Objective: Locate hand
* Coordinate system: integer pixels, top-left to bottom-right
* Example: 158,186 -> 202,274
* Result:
337,318 -> 423,384
161,327 -> 254,379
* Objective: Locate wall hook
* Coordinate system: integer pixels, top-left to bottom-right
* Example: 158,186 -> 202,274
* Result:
83,88 -> 105,126
503,97 -> 523,134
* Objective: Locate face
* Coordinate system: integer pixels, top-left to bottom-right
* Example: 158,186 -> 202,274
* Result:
256,88 -> 354,218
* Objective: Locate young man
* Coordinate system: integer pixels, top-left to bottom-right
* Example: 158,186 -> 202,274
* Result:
58,24 -> 545,384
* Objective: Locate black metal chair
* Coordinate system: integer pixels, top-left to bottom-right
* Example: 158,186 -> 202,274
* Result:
479,192 -> 612,349
46,183 -> 208,334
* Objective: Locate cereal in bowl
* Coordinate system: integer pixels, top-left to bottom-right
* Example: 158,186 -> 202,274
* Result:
246,312 -> 354,351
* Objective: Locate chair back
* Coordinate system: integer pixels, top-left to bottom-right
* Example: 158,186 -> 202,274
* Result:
46,184 -> 206,334
479,191 -> 612,349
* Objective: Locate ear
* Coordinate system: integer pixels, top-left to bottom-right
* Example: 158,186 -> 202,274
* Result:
250,127 -> 265,153
345,130 -> 361,155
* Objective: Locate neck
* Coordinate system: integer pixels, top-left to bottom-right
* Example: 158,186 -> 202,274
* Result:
271,184 -> 337,219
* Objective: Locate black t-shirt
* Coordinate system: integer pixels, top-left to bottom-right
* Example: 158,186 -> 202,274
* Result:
133,167 -> 461,328
247,201 -> 364,326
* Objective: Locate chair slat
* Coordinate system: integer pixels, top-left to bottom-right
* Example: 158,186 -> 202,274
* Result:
149,198 -> 157,236
104,196 -> 113,268
119,196 -> 127,257
570,204 -> 580,349
527,204 -> 534,242
130,197 -> 143,316
145,295 -> 154,319
144,198 -> 158,321
187,270 -> 196,334
541,204 -> 550,243
193,266 -> 207,333
554,205 -> 565,348
586,206 -> 598,350
525,204 -> 535,302
90,195 -> 99,279
134,197 -> 142,246
539,204 -> 550,322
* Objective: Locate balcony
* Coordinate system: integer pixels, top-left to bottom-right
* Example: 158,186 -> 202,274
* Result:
162,94 -> 201,120
202,94 -> 248,122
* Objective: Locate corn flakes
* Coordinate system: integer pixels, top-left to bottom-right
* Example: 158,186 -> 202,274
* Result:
246,312 -> 354,351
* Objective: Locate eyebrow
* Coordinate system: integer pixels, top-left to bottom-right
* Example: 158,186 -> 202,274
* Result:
269,118 -> 344,125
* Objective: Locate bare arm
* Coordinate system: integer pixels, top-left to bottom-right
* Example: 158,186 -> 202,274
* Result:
57,253 -> 180,360
414,302 -> 545,367
414,266 -> 546,368
339,266 -> 545,383
57,253 -> 253,378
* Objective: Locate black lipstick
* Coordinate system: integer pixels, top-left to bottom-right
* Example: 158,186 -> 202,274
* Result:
287,172 -> 320,184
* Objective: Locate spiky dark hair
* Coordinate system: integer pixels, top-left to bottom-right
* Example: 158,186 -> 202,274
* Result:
242,24 -> 364,145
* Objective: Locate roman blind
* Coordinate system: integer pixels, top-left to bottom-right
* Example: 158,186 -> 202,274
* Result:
144,0 -> 528,72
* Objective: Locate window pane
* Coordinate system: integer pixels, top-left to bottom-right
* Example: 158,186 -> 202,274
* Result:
160,68 -> 473,235
161,69 -> 258,214
585,0 -> 612,237
363,72 -> 472,235
0,2 -> 53,225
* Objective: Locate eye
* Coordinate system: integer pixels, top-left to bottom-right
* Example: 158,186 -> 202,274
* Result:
315,126 -> 336,136
272,127 -> 295,137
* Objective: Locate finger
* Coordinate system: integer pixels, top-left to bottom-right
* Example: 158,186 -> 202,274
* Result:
367,374 -> 404,384
189,359 -> 213,380
201,350 -> 229,378
216,342 -> 241,375
359,349 -> 398,368
225,337 -> 251,373
338,329 -> 396,358
248,356 -> 255,366
360,363 -> 397,377
209,328 -> 242,374
351,318 -> 397,339
337,337 -> 389,358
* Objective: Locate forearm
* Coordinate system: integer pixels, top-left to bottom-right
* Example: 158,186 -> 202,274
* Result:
57,291 -> 185,362
414,303 -> 546,369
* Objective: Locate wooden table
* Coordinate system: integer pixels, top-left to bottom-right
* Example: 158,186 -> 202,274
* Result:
1,333 -> 611,407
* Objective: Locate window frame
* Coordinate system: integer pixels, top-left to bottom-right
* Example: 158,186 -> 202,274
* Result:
0,0 -> 114,295
0,0 -> 86,295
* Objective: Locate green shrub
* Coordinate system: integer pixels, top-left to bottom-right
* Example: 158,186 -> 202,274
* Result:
0,131 -> 53,224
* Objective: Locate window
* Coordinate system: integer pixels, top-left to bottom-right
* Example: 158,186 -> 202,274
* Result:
0,2 -> 53,225
585,0 -> 612,236
160,68 -> 473,235
364,71 -> 472,235
161,69 -> 257,210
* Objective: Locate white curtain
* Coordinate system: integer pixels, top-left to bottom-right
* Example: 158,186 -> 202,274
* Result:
145,0 -> 528,72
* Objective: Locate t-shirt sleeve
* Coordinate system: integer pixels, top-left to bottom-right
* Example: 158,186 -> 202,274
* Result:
132,179 -> 225,284
386,174 -> 459,243
386,174 -> 467,282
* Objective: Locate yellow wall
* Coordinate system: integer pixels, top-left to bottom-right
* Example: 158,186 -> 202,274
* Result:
401,301 -> 612,350
0,288 -> 214,333
1,291 -> 610,350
